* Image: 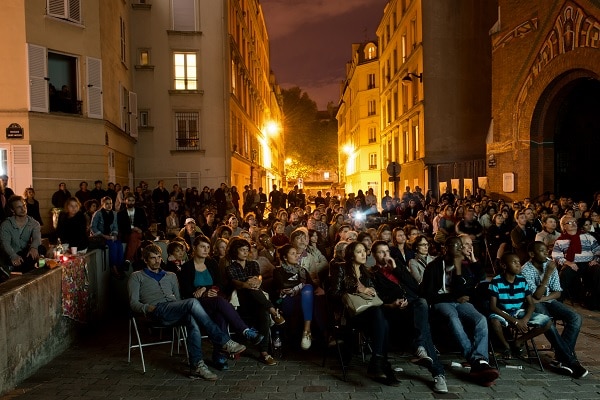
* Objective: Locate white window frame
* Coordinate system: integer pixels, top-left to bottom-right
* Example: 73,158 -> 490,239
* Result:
173,52 -> 198,90
174,112 -> 200,150
171,0 -> 197,31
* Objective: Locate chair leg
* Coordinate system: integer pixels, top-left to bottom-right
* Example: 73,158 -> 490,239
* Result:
528,337 -> 544,372
488,339 -> 499,369
130,317 -> 146,373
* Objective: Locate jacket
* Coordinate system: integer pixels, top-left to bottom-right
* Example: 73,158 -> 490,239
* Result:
117,207 -> 149,237
177,258 -> 222,299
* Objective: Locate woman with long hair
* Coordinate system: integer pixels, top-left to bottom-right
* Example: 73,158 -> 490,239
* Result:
390,227 -> 414,270
56,197 -> 89,251
23,188 -> 43,226
329,241 -> 397,385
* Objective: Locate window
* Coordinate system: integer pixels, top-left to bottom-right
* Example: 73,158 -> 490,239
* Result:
139,110 -> 149,127
402,85 -> 408,113
369,153 -> 377,170
120,17 -> 126,64
48,51 -> 79,114
120,86 -> 138,137
411,19 -> 417,49
174,52 -> 197,90
47,0 -> 81,24
365,44 -> 376,60
401,35 -> 407,63
139,49 -> 150,66
172,0 -> 196,31
404,130 -> 410,162
368,127 -> 377,143
413,123 -> 419,159
367,73 -> 376,89
175,112 -> 199,150
367,100 -> 376,116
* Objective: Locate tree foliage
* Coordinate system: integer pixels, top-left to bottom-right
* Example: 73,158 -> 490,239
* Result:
282,87 -> 338,179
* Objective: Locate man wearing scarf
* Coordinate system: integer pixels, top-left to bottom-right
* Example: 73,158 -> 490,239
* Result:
128,244 -> 246,380
552,215 -> 600,309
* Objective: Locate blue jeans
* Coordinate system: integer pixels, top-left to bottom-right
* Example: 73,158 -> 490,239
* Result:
432,301 -> 489,363
106,239 -> 124,269
281,284 -> 314,322
153,299 -> 230,367
535,300 -> 581,365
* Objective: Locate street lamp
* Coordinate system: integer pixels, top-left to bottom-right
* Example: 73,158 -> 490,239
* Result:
402,72 -> 423,85
265,121 -> 280,136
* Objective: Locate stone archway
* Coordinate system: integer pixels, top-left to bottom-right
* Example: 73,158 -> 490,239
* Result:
530,72 -> 600,199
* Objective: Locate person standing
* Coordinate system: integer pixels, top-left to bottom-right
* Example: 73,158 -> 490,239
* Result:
117,193 -> 149,267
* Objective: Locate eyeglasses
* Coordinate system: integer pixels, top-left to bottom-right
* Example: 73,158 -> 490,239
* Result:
563,221 -> 577,226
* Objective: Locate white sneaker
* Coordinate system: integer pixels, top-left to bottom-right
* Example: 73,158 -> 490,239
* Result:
190,360 -> 218,381
301,331 -> 312,350
433,375 -> 448,393
415,345 -> 433,366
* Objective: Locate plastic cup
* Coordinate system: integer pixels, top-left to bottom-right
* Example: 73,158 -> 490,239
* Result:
71,247 -> 78,254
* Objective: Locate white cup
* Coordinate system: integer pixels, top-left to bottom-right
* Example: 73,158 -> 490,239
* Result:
71,246 -> 78,254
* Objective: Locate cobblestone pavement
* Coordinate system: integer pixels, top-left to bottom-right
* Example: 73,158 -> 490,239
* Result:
3,305 -> 600,400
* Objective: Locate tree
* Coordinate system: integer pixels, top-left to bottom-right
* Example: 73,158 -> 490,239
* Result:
281,87 -> 338,179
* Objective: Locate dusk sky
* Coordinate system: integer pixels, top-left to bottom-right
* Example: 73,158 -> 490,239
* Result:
261,0 -> 389,109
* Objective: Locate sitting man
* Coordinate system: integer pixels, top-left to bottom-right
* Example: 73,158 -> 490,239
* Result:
128,244 -> 246,380
1,195 -> 45,276
522,241 -> 588,378
421,236 -> 499,386
370,240 -> 448,394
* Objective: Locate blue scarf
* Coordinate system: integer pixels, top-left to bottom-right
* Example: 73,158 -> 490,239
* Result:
143,267 -> 166,282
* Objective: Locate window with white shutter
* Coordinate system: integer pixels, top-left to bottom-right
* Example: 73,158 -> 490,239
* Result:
129,92 -> 138,138
86,57 -> 103,119
27,44 -> 49,113
171,0 -> 196,31
47,0 -> 82,24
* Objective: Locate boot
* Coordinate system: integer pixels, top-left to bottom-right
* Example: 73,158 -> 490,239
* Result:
367,355 -> 387,379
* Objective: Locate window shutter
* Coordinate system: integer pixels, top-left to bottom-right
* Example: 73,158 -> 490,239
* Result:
86,57 -> 103,119
129,91 -> 138,138
172,0 -> 196,31
47,0 -> 65,19
27,44 -> 48,113
68,0 -> 81,23
12,145 -> 33,197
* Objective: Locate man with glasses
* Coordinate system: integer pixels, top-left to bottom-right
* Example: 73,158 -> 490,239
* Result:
552,215 -> 600,309
421,236 -> 499,387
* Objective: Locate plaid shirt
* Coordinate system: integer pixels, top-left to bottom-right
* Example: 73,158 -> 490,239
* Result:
226,260 -> 260,282
521,260 -> 562,299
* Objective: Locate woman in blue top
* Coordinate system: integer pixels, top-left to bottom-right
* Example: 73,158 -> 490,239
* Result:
178,235 -> 262,370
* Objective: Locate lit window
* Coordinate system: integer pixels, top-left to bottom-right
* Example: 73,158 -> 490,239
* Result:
175,112 -> 199,150
174,52 -> 197,90
139,49 -> 150,66
369,153 -> 377,170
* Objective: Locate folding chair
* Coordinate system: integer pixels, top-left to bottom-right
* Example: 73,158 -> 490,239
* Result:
128,313 -> 188,373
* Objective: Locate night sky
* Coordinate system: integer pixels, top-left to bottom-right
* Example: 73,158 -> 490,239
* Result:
261,0 -> 389,109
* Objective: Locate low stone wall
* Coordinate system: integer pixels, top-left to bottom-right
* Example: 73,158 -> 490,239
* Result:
0,249 -> 109,395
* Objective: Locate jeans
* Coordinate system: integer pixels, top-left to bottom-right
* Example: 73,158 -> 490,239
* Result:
199,296 -> 248,335
535,300 -> 581,364
385,297 -> 445,377
153,299 -> 230,367
281,284 -> 314,322
349,305 -> 389,357
432,301 -> 489,363
106,239 -> 124,269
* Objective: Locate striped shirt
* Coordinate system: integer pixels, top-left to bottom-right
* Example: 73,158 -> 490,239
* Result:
551,233 -> 600,266
489,274 -> 531,314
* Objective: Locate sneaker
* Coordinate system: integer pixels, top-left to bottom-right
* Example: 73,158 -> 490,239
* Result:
272,311 -> 285,325
301,331 -> 312,350
222,339 -> 246,355
211,352 -> 229,371
433,375 -> 448,393
190,360 -> 218,381
260,353 -> 278,366
570,361 -> 589,379
415,345 -> 433,367
550,360 -> 574,375
243,328 -> 264,345
469,359 -> 499,386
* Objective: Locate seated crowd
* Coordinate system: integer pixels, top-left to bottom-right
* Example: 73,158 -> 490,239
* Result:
1,179 -> 598,392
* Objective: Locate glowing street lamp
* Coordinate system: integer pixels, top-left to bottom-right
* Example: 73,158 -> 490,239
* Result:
264,121 -> 280,136
343,144 -> 354,155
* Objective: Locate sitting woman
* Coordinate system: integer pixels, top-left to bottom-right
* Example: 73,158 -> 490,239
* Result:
164,240 -> 187,273
274,244 -> 325,350
178,235 -> 263,370
225,237 -> 285,366
56,197 -> 89,251
90,196 -> 123,276
407,235 -> 436,284
329,241 -> 397,385
271,221 -> 289,247
376,224 -> 393,246
389,227 -> 414,270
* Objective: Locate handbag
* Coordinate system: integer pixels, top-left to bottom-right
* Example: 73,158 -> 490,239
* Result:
342,292 -> 383,316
